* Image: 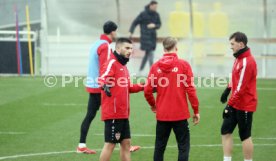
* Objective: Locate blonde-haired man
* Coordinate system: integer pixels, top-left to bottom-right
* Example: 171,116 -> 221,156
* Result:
144,37 -> 200,161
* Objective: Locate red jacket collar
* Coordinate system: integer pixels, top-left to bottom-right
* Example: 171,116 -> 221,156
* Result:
163,53 -> 178,58
238,48 -> 251,59
100,34 -> 112,44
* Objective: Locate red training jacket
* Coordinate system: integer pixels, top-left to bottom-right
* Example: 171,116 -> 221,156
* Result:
86,34 -> 113,93
228,48 -> 258,112
144,53 -> 199,121
98,53 -> 144,121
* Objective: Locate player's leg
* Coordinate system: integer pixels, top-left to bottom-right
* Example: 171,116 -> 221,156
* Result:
120,139 -> 131,161
148,50 -> 154,67
237,110 -> 254,161
242,138 -> 253,161
100,119 -> 118,160
122,119 -> 140,153
222,134 -> 233,161
154,121 -> 172,161
80,93 -> 101,143
119,119 -> 131,161
99,143 -> 116,161
173,120 -> 190,161
221,106 -> 238,161
139,50 -> 150,71
77,93 -> 101,153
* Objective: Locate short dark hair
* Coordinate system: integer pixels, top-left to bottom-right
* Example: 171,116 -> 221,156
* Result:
229,31 -> 248,45
149,0 -> 158,5
116,37 -> 132,44
103,21 -> 117,34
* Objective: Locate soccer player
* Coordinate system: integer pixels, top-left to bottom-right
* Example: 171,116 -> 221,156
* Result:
144,37 -> 200,161
129,0 -> 161,73
77,21 -> 140,154
220,32 -> 257,161
98,38 -> 144,161
77,21 -> 117,154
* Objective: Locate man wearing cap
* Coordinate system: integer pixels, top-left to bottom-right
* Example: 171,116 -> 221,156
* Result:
76,21 -> 118,154
76,21 -> 141,154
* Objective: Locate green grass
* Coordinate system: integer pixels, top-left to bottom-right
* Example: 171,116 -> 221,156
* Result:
0,77 -> 276,161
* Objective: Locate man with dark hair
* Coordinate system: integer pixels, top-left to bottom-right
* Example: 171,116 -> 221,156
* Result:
103,21 -> 118,35
144,37 -> 200,161
98,38 -> 144,161
220,31 -> 257,161
129,0 -> 161,74
229,31 -> 248,45
76,20 -> 117,154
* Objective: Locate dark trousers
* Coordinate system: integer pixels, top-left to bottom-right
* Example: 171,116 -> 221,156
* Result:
140,50 -> 154,71
79,93 -> 101,143
154,120 -> 190,161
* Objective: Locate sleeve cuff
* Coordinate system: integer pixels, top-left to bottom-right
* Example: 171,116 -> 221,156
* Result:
193,107 -> 199,115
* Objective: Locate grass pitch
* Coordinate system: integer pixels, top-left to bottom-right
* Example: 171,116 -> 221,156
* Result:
0,77 -> 275,161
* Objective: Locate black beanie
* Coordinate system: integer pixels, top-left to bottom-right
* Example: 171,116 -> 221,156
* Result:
103,21 -> 118,34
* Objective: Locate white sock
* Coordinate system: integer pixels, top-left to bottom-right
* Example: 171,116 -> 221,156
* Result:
244,159 -> 252,161
78,143 -> 86,148
224,156 -> 232,161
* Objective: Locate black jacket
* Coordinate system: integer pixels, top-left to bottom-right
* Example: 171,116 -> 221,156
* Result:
129,5 -> 161,51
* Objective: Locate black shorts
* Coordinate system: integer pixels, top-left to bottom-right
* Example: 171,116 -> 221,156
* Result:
221,106 -> 253,141
104,119 -> 131,144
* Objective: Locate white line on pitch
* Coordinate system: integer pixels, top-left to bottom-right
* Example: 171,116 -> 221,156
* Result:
142,143 -> 276,149
0,132 -> 26,135
257,88 -> 276,90
0,151 -> 76,160
0,144 -> 276,160
42,103 -> 86,106
94,133 -> 155,137
253,137 -> 276,140
94,133 -> 276,140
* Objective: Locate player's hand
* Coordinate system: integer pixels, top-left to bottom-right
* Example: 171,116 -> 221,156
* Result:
151,106 -> 156,113
102,84 -> 111,97
193,114 -> 200,126
220,87 -> 231,104
147,23 -> 156,29
139,83 -> 145,92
